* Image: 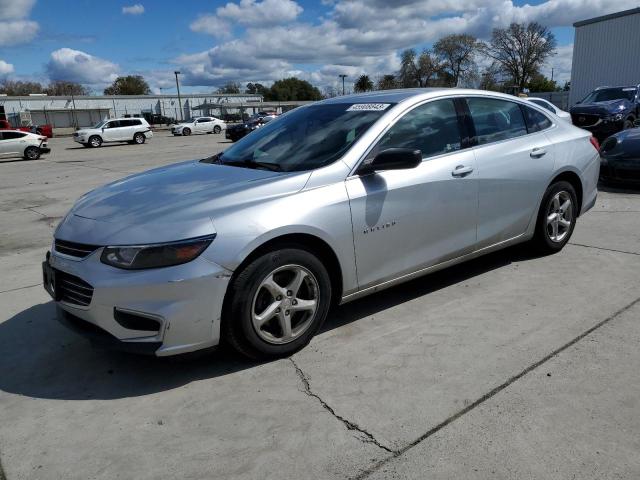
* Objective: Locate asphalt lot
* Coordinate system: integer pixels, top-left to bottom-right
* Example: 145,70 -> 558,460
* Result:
1,133 -> 639,479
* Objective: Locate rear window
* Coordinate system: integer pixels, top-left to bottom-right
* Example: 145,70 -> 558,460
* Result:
0,131 -> 26,140
522,105 -> 553,133
467,97 -> 527,145
530,99 -> 556,114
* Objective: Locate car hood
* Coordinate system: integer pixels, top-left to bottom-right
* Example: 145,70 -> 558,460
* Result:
601,128 -> 640,160
55,160 -> 310,245
571,99 -> 630,115
75,128 -> 97,135
173,123 -> 193,128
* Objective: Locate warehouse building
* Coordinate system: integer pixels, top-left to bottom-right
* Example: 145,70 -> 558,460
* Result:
569,7 -> 640,105
0,93 -> 263,131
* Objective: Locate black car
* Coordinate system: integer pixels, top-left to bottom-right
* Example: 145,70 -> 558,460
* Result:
570,85 -> 640,141
599,122 -> 640,185
225,116 -> 276,142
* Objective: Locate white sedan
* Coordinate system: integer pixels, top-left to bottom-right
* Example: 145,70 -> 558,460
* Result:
526,98 -> 571,121
171,117 -> 226,136
0,130 -> 50,160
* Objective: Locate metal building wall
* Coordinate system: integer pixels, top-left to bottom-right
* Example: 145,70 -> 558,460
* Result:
570,9 -> 640,105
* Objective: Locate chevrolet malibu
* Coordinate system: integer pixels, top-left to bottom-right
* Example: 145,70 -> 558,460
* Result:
43,89 -> 600,359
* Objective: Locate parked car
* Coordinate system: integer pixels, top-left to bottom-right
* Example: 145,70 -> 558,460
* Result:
171,117 -> 226,136
526,98 -> 571,121
0,120 -> 53,138
599,119 -> 640,185
73,118 -> 153,148
0,130 -> 50,160
570,85 -> 640,140
225,116 -> 275,142
44,89 -> 599,359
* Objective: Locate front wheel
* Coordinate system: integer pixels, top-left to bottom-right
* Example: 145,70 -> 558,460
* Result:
182,128 -> 191,136
532,181 -> 577,254
623,117 -> 635,130
213,125 -> 222,134
24,146 -> 41,160
133,132 -> 145,144
88,135 -> 102,148
223,248 -> 332,359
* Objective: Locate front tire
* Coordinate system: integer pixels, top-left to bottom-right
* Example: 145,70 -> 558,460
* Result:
88,135 -> 102,148
532,181 -> 577,254
623,117 -> 635,130
223,248 -> 332,359
133,132 -> 145,144
182,128 -> 191,136
213,125 -> 222,134
24,146 -> 41,160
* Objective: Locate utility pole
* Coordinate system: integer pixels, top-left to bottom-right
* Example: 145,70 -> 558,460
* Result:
551,68 -> 554,82
174,71 -> 183,121
339,74 -> 347,95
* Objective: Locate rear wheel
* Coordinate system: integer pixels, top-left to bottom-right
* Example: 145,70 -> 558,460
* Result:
24,146 -> 40,160
223,248 -> 332,359
213,125 -> 222,134
88,135 -> 102,148
182,128 -> 191,136
532,181 -> 577,254
133,132 -> 145,144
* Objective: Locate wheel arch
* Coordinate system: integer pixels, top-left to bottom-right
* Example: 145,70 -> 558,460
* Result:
549,169 -> 583,216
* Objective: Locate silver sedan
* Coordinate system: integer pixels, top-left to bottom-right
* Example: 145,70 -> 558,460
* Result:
43,89 -> 600,358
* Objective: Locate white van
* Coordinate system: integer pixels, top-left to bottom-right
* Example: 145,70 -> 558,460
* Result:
73,118 -> 153,147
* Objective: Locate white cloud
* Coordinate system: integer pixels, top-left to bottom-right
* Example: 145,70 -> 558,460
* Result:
0,60 -> 14,76
46,48 -> 119,85
122,4 -> 145,15
540,43 -> 573,85
217,0 -> 303,26
0,0 -> 39,46
190,15 -> 232,38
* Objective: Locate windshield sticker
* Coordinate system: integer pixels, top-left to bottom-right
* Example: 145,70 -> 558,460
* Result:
347,103 -> 391,112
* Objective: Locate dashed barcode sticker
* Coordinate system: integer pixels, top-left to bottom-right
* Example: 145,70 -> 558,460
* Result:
347,103 -> 391,111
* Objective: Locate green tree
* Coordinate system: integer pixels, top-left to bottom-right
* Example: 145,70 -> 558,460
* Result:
266,77 -> 322,101
398,48 -> 443,88
376,74 -> 397,90
45,80 -> 89,96
354,74 -> 374,93
527,73 -> 557,92
217,82 -> 241,94
433,34 -> 481,87
0,80 -> 44,95
104,75 -> 151,95
245,82 -> 269,97
483,22 -> 557,92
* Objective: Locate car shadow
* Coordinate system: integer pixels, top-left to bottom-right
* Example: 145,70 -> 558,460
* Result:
0,244 -> 542,401
598,181 -> 640,194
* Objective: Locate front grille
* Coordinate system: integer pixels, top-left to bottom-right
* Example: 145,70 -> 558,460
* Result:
54,239 -> 100,258
56,270 -> 94,306
571,113 -> 600,127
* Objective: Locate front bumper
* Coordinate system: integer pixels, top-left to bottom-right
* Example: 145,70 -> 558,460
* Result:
43,245 -> 232,356
600,157 -> 640,184
40,147 -> 51,154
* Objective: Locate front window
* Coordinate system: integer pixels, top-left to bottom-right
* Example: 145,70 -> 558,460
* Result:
581,87 -> 636,103
217,103 -> 394,172
92,120 -> 107,129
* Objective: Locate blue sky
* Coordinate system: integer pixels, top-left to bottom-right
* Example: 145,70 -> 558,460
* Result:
0,0 -> 631,93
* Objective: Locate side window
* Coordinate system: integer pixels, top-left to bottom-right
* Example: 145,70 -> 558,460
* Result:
196,118 -> 208,123
376,99 -> 462,159
129,119 -> 142,126
2,131 -> 26,139
467,97 -> 527,145
106,121 -> 120,128
531,99 -> 556,114
522,105 -> 553,133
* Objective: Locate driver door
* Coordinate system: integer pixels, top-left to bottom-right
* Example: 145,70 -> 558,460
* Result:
346,98 -> 479,290
102,120 -> 123,141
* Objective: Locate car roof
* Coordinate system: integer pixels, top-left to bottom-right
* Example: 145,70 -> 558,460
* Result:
318,88 -> 529,105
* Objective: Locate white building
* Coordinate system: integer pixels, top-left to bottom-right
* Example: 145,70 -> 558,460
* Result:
569,7 -> 640,105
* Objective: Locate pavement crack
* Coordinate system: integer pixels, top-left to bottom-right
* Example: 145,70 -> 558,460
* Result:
352,295 -> 640,479
289,358 -> 394,454
0,283 -> 41,294
569,242 -> 640,256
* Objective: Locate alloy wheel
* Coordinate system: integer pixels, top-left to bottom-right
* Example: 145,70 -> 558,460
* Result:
546,191 -> 573,243
251,264 -> 319,345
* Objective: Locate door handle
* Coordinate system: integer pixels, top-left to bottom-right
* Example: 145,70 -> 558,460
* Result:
530,147 -> 547,158
451,165 -> 474,177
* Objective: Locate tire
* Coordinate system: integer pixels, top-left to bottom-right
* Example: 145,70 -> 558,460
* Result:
88,135 -> 102,148
623,117 -> 635,130
24,146 -> 41,160
133,132 -> 145,144
223,248 -> 332,359
213,125 -> 221,134
182,128 -> 191,136
532,181 -> 577,254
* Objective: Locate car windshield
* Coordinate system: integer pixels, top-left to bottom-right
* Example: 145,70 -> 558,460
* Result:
217,103 -> 393,172
92,120 -> 107,129
581,87 -> 636,103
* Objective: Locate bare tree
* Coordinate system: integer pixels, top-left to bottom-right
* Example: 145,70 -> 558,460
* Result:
376,74 -> 397,90
483,22 -> 556,92
354,74 -> 374,92
398,48 -> 443,88
0,80 -> 44,95
45,81 -> 89,96
433,34 -> 481,87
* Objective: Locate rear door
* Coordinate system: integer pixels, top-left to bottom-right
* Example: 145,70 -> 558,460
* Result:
464,97 -> 556,248
195,118 -> 211,133
0,131 -> 28,157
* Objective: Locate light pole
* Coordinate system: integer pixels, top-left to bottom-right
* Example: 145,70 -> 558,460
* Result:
339,74 -> 347,95
174,71 -> 183,121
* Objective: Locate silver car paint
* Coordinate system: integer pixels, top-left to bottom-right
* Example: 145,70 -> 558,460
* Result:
50,89 -> 599,355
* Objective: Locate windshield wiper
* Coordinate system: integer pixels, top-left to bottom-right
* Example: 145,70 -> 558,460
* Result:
221,159 -> 282,171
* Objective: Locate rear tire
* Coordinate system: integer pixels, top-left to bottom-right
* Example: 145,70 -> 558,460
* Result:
213,125 -> 222,134
532,181 -> 577,254
133,132 -> 145,144
88,135 -> 102,148
24,146 -> 40,160
182,128 -> 191,136
222,248 -> 332,360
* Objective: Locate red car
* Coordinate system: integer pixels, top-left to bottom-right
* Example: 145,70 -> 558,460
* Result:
0,120 -> 53,138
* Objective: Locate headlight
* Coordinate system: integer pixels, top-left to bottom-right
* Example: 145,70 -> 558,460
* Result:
606,113 -> 623,122
100,235 -> 215,270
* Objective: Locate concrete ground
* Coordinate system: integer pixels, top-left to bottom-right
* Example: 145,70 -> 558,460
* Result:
0,134 -> 639,479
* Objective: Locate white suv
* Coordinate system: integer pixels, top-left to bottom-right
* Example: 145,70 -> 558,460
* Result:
171,116 -> 226,136
73,118 -> 153,148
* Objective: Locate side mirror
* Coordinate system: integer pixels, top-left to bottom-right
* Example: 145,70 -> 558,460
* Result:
358,148 -> 422,174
